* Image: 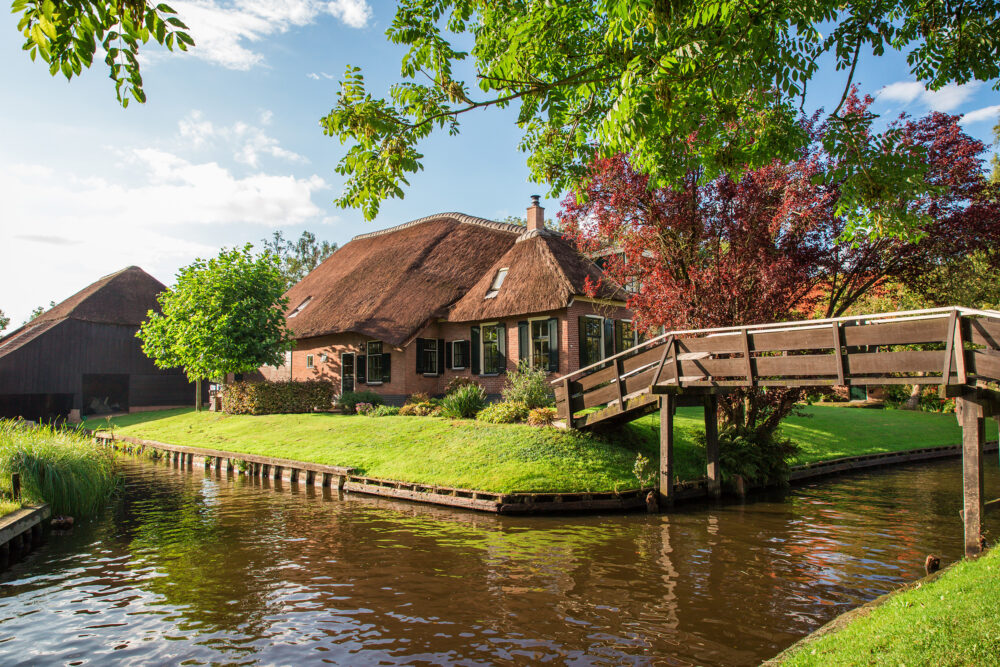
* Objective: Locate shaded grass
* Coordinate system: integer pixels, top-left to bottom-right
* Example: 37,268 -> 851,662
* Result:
0,420 -> 122,516
778,548 -> 1000,665
105,404 -> 994,493
0,499 -> 22,518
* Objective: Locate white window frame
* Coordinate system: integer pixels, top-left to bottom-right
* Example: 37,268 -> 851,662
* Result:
527,316 -> 553,370
451,340 -> 467,370
485,268 -> 509,299
288,297 -> 312,318
306,354 -> 314,369
423,342 -> 439,377
618,318 -> 638,351
582,315 -> 605,366
367,340 -> 384,385
480,322 -> 502,375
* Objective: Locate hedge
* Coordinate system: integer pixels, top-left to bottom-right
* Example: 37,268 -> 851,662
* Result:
222,380 -> 335,415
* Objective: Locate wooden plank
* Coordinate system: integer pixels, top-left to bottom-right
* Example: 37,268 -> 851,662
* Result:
651,336 -> 675,387
846,350 -> 946,375
959,397 -> 985,558
969,317 -> 1000,349
614,357 -> 625,406
972,350 -> 1000,382
740,329 -> 753,386
750,327 -> 831,352
842,317 -> 950,347
943,310 -> 958,384
704,395 -> 720,498
754,354 -> 837,377
955,316 -> 968,385
832,322 -> 845,386
576,364 -> 618,392
660,396 -> 674,507
677,334 -> 742,355
621,343 -> 670,375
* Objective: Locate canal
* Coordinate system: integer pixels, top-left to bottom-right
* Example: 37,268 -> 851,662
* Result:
0,455 -> 997,666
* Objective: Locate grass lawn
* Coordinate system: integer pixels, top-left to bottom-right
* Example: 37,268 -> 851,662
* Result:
777,547 -> 1000,665
102,404 -> 997,493
0,500 -> 22,519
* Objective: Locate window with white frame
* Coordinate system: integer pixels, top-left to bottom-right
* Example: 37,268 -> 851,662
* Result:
581,316 -> 604,367
288,297 -> 312,317
485,268 -> 508,299
423,343 -> 439,375
481,323 -> 502,374
306,354 -> 315,369
451,340 -> 467,369
367,341 -> 383,383
530,319 -> 550,370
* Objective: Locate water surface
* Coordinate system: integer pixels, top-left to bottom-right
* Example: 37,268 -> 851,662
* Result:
0,455 -> 996,666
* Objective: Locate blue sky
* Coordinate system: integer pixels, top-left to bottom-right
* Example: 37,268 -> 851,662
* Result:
1,0 -> 998,326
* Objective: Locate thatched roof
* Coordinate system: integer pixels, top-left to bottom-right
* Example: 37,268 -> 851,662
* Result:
448,229 -> 628,322
283,214 -> 524,346
0,266 -> 165,358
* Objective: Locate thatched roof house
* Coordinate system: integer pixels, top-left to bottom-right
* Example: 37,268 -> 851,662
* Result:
272,199 -> 636,402
0,266 -> 198,421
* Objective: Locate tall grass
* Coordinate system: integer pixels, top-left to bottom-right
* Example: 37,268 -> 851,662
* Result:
0,420 -> 122,516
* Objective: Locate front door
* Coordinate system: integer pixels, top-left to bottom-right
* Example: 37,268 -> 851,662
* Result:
341,353 -> 355,393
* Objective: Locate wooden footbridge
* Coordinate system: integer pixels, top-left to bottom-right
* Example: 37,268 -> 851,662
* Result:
553,307 -> 1000,557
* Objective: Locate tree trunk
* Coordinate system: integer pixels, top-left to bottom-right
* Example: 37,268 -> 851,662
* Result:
195,378 -> 202,412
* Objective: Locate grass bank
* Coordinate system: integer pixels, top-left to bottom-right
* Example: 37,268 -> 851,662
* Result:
104,404 -> 995,493
776,548 -> 1000,665
0,420 -> 122,516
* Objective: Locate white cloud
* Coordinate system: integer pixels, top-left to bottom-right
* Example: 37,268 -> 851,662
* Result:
306,71 -> 334,81
178,110 -> 307,167
878,80 -> 981,112
960,105 -> 1000,125
172,0 -> 372,70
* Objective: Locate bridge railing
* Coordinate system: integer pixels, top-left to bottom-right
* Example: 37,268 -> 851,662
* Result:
552,307 -> 1000,424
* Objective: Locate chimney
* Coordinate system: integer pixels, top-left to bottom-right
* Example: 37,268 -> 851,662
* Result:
526,195 -> 544,232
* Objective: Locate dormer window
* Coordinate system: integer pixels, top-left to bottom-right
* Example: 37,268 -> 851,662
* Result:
288,297 -> 312,318
485,268 -> 508,299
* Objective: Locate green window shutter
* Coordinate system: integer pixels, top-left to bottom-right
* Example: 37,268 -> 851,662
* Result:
578,316 -> 588,368
547,317 -> 559,372
437,339 -> 446,374
518,321 -> 529,362
357,354 -> 367,384
445,340 -> 452,369
471,326 -> 480,375
614,320 -> 624,354
497,325 -> 507,373
604,318 -> 615,359
415,338 -> 425,374
381,353 -> 391,383
461,341 -> 470,368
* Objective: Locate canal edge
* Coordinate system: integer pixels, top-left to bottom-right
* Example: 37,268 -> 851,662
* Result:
0,503 -> 50,568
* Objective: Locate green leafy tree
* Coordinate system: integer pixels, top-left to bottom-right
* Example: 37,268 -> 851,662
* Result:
992,121 -> 1000,184
259,231 -> 337,290
25,300 -> 57,324
12,0 -> 193,106
136,245 -> 294,411
0,309 -> 9,334
322,0 -> 1000,240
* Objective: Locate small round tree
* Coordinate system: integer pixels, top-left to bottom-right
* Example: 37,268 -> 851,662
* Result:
137,244 -> 294,411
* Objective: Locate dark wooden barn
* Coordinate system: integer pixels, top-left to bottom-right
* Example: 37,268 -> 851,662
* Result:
0,266 -> 199,422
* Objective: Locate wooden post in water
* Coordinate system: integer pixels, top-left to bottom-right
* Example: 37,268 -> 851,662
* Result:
958,396 -> 985,558
659,395 -> 675,507
704,394 -> 721,498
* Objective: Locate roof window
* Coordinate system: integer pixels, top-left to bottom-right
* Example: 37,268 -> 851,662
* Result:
288,297 -> 312,318
485,268 -> 508,299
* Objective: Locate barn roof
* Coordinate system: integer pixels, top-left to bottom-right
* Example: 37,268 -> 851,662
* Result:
0,266 -> 165,358
282,213 -> 524,346
447,228 -> 628,322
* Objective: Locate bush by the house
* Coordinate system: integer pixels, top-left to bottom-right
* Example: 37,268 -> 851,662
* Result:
441,384 -> 487,419
444,377 -> 483,395
526,407 -> 557,426
336,390 -> 384,413
355,402 -> 375,415
224,380 -> 335,415
366,405 -> 400,417
502,361 -> 554,409
406,392 -> 431,405
400,402 -> 436,416
476,401 -> 530,424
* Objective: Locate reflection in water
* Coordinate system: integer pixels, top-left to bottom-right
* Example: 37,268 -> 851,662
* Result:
0,455 -> 996,666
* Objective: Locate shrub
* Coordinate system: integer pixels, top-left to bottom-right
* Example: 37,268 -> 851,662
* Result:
709,423 -> 800,488
355,402 -> 375,415
476,401 -> 529,424
336,390 -> 385,413
502,361 -> 554,409
400,402 -> 435,416
883,384 -> 955,412
440,384 -> 488,418
224,380 -> 335,415
406,392 -> 431,405
444,377 -> 483,395
526,406 -> 558,426
367,405 -> 400,417
0,421 -> 121,516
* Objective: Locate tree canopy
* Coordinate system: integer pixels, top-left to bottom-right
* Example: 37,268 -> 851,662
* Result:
259,230 -> 337,290
136,245 -> 294,386
321,0 -> 1000,240
0,310 -> 9,334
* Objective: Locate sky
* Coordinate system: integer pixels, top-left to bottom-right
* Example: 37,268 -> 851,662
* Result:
1,1 -> 999,327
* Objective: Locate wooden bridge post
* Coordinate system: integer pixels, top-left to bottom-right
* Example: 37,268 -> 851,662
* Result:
704,394 -> 721,498
957,396 -> 985,558
659,396 -> 675,507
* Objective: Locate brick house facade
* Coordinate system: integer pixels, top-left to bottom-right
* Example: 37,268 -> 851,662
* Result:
265,200 -> 638,403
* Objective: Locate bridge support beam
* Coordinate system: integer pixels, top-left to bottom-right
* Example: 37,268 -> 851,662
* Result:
704,395 -> 721,498
957,396 -> 986,558
659,396 -> 674,508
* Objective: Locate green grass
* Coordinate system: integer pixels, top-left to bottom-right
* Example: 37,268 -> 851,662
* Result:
0,420 -> 122,516
104,404 -> 996,493
0,499 -> 22,518
778,548 -> 1000,665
